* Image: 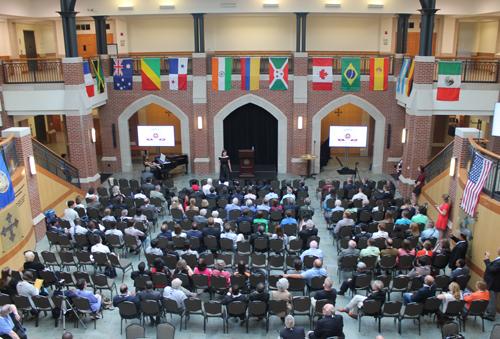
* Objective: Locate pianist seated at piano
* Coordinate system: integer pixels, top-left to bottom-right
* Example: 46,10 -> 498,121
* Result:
143,155 -> 162,180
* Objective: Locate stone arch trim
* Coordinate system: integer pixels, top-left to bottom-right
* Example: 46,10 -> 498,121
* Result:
118,95 -> 191,172
213,94 -> 287,174
311,94 -> 386,174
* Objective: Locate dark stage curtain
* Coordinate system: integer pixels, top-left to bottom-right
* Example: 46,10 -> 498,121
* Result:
223,103 -> 278,167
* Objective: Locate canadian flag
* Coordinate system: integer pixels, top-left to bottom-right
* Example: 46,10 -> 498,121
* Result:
313,58 -> 333,90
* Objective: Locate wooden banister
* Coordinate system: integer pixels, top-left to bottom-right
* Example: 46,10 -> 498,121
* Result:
0,134 -> 14,147
469,135 -> 500,160
425,141 -> 455,167
31,138 -> 77,167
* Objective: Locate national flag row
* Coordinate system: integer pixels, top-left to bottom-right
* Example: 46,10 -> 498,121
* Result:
397,59 -> 462,101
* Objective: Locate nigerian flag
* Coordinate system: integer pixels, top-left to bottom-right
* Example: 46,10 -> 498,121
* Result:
341,58 -> 361,91
269,57 -> 289,90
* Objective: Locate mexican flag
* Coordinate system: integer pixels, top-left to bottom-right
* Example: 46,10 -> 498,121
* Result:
437,61 -> 462,101
269,57 -> 288,90
212,57 -> 232,91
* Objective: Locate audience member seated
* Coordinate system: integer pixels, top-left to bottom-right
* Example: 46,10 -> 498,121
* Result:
185,198 -> 199,213
403,275 -> 436,305
280,187 -> 295,205
353,224 -> 370,244
221,284 -> 248,323
170,197 -> 185,222
249,282 -> 270,310
287,259 -> 303,275
146,238 -> 164,256
360,177 -> 372,190
372,222 -> 389,240
324,197 -> 342,220
0,305 -> 27,339
64,200 -> 79,227
202,218 -> 221,245
397,239 -> 415,270
112,195 -> 128,210
88,221 -> 107,244
193,209 -> 208,224
253,210 -> 269,232
205,186 -> 219,201
131,262 -> 152,286
86,187 -> 98,200
141,198 -> 158,223
382,210 -> 395,225
180,240 -> 199,258
134,188 -> 147,200
301,240 -> 324,262
271,278 -> 292,320
436,282 -> 462,321
163,278 -> 188,311
151,258 -> 171,289
448,232 -> 468,270
283,259 -> 327,287
320,179 -> 333,201
113,284 -> 140,311
416,240 -> 434,258
194,258 -> 212,285
237,209 -> 253,225
16,271 -> 38,301
411,205 -> 428,226
124,220 -> 150,253
420,220 -> 438,244
281,210 -> 297,228
395,210 -> 412,226
69,219 -> 88,238
406,256 -> 431,281
338,240 -> 360,269
271,199 -> 283,214
241,199 -> 256,214
298,198 -> 314,218
338,280 -> 386,319
250,226 -> 269,253
119,210 -> 133,223
380,238 -> 398,257
244,187 -> 257,201
212,259 -> 231,288
271,225 -> 288,249
172,225 -> 187,239
359,238 -> 380,262
87,195 -> 104,213
217,186 -> 230,201
157,222 -> 173,241
333,211 -> 354,238
343,178 -> 355,199
23,251 -> 44,273
283,198 -> 299,216
225,198 -> 241,220
311,277 -> 337,307
307,303 -> 344,339
337,262 -> 371,296
371,201 -> 385,219
405,222 -> 421,239
91,235 -> 110,254
75,278 -> 102,319
375,185 -> 393,200
220,224 -> 238,249
137,280 -> 162,325
450,259 -> 470,282
202,179 -> 213,195
211,211 -> 223,229
464,280 -> 489,309
134,209 -> 149,228
229,187 -> 243,202
390,224 -> 405,240
189,184 -> 205,200
105,221 -> 124,244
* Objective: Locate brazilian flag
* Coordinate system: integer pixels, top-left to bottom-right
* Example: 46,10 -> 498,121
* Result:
341,58 -> 361,91
92,60 -> 106,94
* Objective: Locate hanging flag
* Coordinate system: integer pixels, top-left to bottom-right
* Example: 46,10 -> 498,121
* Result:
240,57 -> 260,90
82,61 -> 94,97
269,57 -> 289,91
0,154 -> 15,210
397,59 -> 410,94
212,57 -> 232,91
91,60 -> 105,94
461,153 -> 493,217
369,58 -> 389,91
169,57 -> 188,91
437,61 -> 462,101
406,60 -> 415,97
312,58 -> 333,90
113,58 -> 133,90
141,58 -> 161,91
341,58 -> 360,91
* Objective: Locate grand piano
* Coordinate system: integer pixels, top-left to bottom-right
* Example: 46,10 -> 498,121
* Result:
155,154 -> 188,179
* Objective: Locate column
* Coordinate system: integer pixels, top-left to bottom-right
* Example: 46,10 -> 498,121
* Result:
295,13 -> 308,53
418,0 -> 439,56
93,16 -> 109,55
57,0 -> 79,57
192,53 -> 209,175
1,127 -> 45,242
396,14 -> 411,54
291,52 -> 308,176
0,60 -> 14,130
192,14 -> 205,53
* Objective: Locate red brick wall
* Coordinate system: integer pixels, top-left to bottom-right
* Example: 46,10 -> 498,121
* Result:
63,62 -> 84,86
414,60 -> 434,84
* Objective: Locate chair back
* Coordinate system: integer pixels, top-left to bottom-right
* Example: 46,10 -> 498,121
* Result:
292,296 -> 311,313
424,297 -> 442,313
411,277 -> 424,291
403,302 -> 424,317
251,253 -> 266,267
392,276 -> 410,290
230,275 -> 248,290
152,272 -> 169,287
118,301 -> 140,318
248,300 -> 267,317
362,299 -> 382,315
254,237 -> 268,251
376,275 -> 391,291
468,299 -> 489,315
379,254 -> 396,270
12,295 -> 32,311
269,254 -> 285,270
0,294 -> 11,306
310,276 -> 326,291
455,275 -> 471,291
268,275 -> 280,290
31,295 -> 53,310
199,253 -> 214,267
249,274 -> 266,290
91,273 -> 110,289
441,321 -> 459,339
163,254 -> 179,270
398,255 -> 415,269
73,271 -> 92,285
355,274 -> 372,290
41,251 -> 59,266
303,255 -> 318,269
269,299 -> 287,315
211,275 -> 228,291
220,238 -> 235,252
227,301 -> 246,316
288,238 -> 303,252
341,255 -> 358,270
162,298 -> 182,314
192,274 -> 209,289
140,300 -> 161,317
283,223 -> 297,236
288,278 -> 305,292
360,255 -> 377,270
358,238 -> 368,250
382,301 -> 402,316
73,297 -> 92,312
185,298 -> 203,314
234,253 -> 250,267
445,300 -> 466,316
134,275 -> 150,291
203,236 -> 218,250
270,239 -> 284,252
432,254 -> 450,270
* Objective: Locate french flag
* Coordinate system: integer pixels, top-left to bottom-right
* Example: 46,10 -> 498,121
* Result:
83,61 -> 94,97
169,57 -> 188,90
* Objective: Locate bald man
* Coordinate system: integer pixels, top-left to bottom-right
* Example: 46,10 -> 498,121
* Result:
403,275 -> 436,306
307,304 -> 344,339
283,259 -> 327,287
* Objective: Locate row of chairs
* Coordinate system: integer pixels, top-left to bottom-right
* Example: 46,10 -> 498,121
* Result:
125,322 -> 175,339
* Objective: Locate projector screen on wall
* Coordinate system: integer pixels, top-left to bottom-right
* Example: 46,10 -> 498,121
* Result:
329,126 -> 368,148
137,126 -> 175,147
492,102 -> 500,137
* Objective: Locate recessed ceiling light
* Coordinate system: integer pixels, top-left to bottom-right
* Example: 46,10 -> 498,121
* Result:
368,3 -> 383,8
159,4 -> 175,9
118,4 -> 134,10
263,2 -> 279,8
325,2 -> 341,7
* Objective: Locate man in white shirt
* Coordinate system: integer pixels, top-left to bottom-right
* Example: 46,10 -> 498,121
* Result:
102,208 -> 117,223
69,219 -> 88,238
202,178 -> 213,196
105,222 -> 124,243
300,240 -> 324,262
280,187 -> 296,205
134,188 -> 147,200
91,235 -> 111,254
163,278 -> 187,310
220,224 -> 238,249
64,200 -> 79,227
351,188 -> 369,205
265,187 -> 279,201
16,271 -> 38,305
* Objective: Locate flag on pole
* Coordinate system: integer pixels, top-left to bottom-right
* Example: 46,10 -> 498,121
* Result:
269,57 -> 289,90
461,153 -> 493,217
0,153 -> 15,210
82,61 -> 94,97
437,61 -> 462,101
113,58 -> 133,90
240,57 -> 260,90
169,57 -> 188,90
312,58 -> 333,90
91,60 -> 105,94
406,60 -> 415,97
369,58 -> 389,91
212,57 -> 232,91
397,59 -> 410,94
141,58 -> 161,90
341,58 -> 360,91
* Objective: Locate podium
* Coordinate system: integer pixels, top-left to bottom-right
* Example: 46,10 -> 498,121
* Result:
239,149 -> 255,178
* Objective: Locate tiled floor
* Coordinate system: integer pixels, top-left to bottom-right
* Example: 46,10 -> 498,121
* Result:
26,159 -> 499,338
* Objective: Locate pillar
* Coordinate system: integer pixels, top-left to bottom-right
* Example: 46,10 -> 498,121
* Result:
93,16 -> 109,55
295,13 -> 308,53
291,52 -> 308,176
418,0 -> 439,56
1,127 -> 45,242
396,14 -> 411,54
57,0 -> 79,57
192,14 -> 205,53
0,60 -> 14,131
192,53 -> 209,175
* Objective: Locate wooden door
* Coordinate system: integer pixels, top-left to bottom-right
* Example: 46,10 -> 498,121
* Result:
52,115 -> 63,132
93,118 -> 102,155
77,34 -> 97,57
34,115 -> 47,143
395,32 -> 437,56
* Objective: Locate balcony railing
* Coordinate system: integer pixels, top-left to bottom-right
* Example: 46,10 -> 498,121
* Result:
2,59 -> 64,84
109,54 -> 193,76
307,54 -> 395,75
206,54 -> 295,75
424,140 -> 454,183
433,58 -> 500,83
466,135 -> 500,202
0,134 -> 18,175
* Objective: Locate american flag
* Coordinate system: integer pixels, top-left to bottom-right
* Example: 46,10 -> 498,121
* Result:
461,152 -> 493,216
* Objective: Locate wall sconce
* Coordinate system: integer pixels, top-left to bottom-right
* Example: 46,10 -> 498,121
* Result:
368,3 -> 383,8
197,116 -> 203,130
263,2 -> 279,7
28,156 -> 36,175
159,3 -> 175,9
297,116 -> 303,130
325,2 -> 341,7
91,128 -> 96,143
118,4 -> 134,10
401,128 -> 408,144
450,157 -> 457,177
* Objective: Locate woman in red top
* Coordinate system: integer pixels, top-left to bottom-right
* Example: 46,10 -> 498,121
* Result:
435,194 -> 451,240
194,258 -> 212,286
416,240 -> 434,258
412,165 -> 426,205
151,258 -> 172,289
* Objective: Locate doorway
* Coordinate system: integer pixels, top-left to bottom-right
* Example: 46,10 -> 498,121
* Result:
23,30 -> 37,72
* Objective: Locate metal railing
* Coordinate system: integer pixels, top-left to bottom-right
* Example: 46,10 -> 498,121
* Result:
433,59 -> 500,83
109,55 -> 193,76
206,55 -> 294,75
32,139 -> 80,189
308,54 -> 395,75
424,141 -> 455,183
466,136 -> 500,201
2,59 -> 64,84
0,135 -> 18,175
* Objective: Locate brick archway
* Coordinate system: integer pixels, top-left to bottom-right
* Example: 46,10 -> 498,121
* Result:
117,95 -> 190,172
311,95 -> 386,174
213,94 -> 288,174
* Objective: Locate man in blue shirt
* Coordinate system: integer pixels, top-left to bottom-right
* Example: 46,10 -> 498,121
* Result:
420,220 -> 439,243
256,198 -> 271,212
225,198 -> 241,221
395,210 -> 412,226
300,240 -> 324,262
280,187 -> 296,205
283,259 -> 327,287
280,210 -> 297,227
157,223 -> 172,240
0,304 -> 26,339
231,187 -> 244,203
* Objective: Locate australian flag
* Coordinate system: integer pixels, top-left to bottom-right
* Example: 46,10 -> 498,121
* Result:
113,58 -> 133,90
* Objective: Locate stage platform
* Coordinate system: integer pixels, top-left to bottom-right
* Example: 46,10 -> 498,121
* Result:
230,164 -> 277,182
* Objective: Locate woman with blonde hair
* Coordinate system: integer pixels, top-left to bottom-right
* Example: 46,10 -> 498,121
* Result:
382,210 -> 394,224
435,194 -> 451,240
170,196 -> 185,222
185,198 -> 199,212
437,282 -> 462,315
405,222 -> 421,239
